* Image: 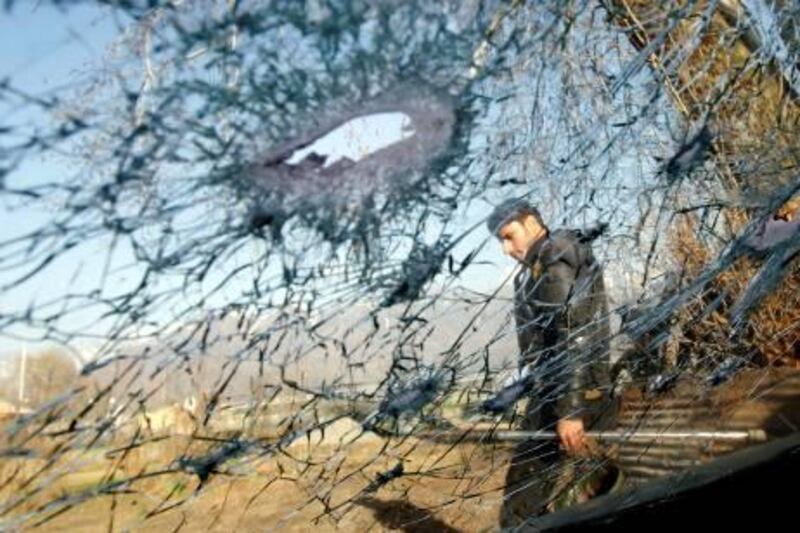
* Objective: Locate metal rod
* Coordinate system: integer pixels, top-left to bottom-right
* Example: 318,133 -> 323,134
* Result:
492,429 -> 768,443
407,428 -> 768,444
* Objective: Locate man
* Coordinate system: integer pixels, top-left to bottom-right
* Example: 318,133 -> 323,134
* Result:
487,198 -> 614,525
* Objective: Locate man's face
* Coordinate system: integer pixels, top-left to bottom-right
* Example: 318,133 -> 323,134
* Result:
497,215 -> 546,262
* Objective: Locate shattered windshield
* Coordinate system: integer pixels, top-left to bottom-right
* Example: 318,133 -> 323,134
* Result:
1,0 -> 799,530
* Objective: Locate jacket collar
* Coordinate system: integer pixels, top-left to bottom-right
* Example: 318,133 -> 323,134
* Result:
521,233 -> 548,267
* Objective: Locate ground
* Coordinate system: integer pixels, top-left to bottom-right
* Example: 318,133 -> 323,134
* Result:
7,368 -> 800,531
1,422 -> 513,532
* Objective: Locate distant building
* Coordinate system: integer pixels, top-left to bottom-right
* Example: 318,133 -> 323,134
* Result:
0,399 -> 32,421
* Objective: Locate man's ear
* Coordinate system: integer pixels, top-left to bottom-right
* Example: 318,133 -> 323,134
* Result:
521,215 -> 541,236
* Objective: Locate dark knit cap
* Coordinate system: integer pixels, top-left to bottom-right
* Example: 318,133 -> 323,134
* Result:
486,197 -> 544,236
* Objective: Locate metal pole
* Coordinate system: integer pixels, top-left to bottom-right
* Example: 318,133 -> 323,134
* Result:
407,428 -> 768,444
491,429 -> 768,443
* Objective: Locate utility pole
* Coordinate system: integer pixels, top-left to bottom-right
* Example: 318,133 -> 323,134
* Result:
18,343 -> 27,410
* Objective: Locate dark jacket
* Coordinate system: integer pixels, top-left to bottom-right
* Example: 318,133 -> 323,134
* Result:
513,228 -> 611,421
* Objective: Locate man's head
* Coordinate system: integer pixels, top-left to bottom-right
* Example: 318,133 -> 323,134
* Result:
487,198 -> 548,262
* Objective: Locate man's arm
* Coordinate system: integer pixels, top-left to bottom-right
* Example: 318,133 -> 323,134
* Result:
540,260 -> 595,417
536,238 -> 595,454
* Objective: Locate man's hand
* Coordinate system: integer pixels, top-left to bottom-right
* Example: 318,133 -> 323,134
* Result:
556,417 -> 586,456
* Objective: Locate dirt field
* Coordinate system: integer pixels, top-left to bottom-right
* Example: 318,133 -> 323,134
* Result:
8,368 -> 800,531
1,422 -> 514,532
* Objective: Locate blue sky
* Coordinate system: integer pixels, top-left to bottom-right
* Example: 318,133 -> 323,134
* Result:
0,1 -> 684,361
1,4 -> 134,354
0,4 -> 506,357
1,4 -> 114,89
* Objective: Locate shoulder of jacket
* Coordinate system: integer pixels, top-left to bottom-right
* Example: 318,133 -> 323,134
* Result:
541,229 -> 583,268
